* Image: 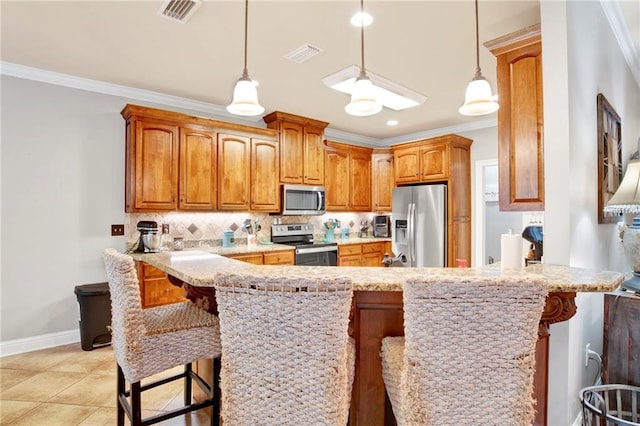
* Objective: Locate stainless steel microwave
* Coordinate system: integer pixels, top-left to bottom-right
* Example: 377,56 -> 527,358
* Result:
281,184 -> 326,215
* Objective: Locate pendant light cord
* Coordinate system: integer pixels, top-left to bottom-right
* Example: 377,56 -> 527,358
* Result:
242,0 -> 249,79
359,0 -> 366,78
474,0 -> 482,78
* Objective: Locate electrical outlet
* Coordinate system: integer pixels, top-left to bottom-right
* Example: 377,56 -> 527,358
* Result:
111,224 -> 125,236
585,343 -> 590,367
162,224 -> 170,234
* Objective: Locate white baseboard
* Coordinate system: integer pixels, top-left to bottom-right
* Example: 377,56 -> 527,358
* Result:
0,329 -> 80,357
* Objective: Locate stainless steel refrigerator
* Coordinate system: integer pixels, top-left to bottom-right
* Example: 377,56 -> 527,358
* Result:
391,184 -> 447,267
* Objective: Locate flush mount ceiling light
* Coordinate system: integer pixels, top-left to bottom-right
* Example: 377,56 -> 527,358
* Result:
322,65 -> 427,111
343,0 -> 382,117
227,0 -> 264,116
350,11 -> 373,27
459,0 -> 499,116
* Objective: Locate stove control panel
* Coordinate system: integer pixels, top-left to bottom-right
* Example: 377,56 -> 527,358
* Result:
271,223 -> 314,237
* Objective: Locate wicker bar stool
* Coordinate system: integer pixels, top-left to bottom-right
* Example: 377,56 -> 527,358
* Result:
381,275 -> 548,425
103,248 -> 222,426
213,272 -> 355,426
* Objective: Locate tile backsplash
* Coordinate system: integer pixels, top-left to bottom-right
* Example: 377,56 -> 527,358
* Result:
126,211 -> 381,249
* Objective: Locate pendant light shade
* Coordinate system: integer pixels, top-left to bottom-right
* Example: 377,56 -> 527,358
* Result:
228,75 -> 264,116
345,73 -> 383,116
459,0 -> 498,117
345,0 -> 381,117
227,0 -> 264,116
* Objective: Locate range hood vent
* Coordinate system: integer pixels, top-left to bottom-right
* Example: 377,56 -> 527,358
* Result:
157,0 -> 202,23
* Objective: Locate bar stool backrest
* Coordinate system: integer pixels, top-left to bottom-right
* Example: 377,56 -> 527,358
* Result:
401,275 -> 547,425
214,272 -> 354,425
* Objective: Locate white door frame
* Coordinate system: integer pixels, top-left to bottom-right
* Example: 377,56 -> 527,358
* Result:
473,159 -> 498,267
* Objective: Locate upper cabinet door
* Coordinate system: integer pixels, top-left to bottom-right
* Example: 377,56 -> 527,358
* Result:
419,143 -> 448,181
325,148 -> 350,211
487,25 -> 544,211
372,152 -> 393,212
250,138 -> 280,212
179,126 -> 217,210
130,120 -> 179,211
217,134 -> 250,210
393,147 -> 420,184
279,121 -> 304,184
350,149 -> 372,211
303,126 -> 325,185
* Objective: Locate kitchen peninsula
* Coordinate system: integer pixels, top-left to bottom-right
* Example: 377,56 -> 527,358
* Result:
134,250 -> 624,426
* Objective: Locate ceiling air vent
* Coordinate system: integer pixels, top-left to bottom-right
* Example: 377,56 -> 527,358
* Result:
157,0 -> 202,24
284,43 -> 324,64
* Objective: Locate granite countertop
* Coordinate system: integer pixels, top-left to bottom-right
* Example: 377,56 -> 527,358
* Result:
132,250 -> 624,293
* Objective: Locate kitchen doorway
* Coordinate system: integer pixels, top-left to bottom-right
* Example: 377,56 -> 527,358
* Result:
473,160 -> 524,266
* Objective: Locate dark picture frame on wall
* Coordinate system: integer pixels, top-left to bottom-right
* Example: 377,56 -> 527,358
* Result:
597,93 -> 623,224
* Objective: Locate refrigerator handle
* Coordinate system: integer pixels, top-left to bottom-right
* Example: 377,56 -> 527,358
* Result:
408,203 -> 415,264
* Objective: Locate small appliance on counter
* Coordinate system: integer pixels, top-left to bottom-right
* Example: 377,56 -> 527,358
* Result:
135,221 -> 161,253
373,215 -> 391,238
522,225 -> 543,261
359,219 -> 370,238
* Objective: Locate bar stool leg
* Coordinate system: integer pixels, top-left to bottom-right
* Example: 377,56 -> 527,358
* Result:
117,365 -> 125,426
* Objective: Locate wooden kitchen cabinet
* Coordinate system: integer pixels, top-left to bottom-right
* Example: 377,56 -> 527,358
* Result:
262,250 -> 295,265
125,117 -> 179,211
603,292 -> 640,387
122,104 -> 279,213
338,241 -> 390,267
486,24 -> 544,211
217,134 -> 251,210
136,261 -> 185,308
224,249 -> 295,266
372,150 -> 394,212
325,141 -> 372,212
361,242 -> 389,267
393,143 -> 447,184
263,111 -> 329,185
250,138 -> 280,212
391,134 -> 473,267
179,125 -> 217,210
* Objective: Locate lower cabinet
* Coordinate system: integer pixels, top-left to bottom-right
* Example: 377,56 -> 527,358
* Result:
224,249 -> 295,265
338,242 -> 390,267
136,261 -> 186,308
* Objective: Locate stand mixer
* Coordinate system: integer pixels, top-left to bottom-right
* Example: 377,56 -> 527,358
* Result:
135,221 -> 161,253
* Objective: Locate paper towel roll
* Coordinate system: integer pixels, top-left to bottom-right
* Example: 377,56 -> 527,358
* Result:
501,233 -> 522,268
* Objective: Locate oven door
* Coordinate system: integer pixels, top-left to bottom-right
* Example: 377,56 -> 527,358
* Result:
295,246 -> 337,266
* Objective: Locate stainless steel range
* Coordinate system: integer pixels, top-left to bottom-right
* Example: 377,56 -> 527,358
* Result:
271,223 -> 337,266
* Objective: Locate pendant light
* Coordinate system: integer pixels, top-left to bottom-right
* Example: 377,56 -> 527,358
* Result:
459,0 -> 499,116
345,0 -> 382,117
227,0 -> 264,116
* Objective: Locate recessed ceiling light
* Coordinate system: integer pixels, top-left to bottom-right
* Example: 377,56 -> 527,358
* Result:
322,65 -> 427,111
350,11 -> 373,27
386,120 -> 399,126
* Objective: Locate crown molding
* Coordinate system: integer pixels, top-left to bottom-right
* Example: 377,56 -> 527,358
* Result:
1,61 -> 496,146
0,61 -> 263,124
600,0 -> 640,88
381,118 -> 497,146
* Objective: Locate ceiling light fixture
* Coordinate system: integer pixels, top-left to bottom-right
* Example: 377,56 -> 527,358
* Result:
227,0 -> 264,116
350,11 -> 373,27
459,0 -> 499,116
345,0 -> 382,117
323,65 -> 427,111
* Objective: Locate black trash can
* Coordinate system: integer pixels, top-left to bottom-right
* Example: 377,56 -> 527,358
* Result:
74,282 -> 112,351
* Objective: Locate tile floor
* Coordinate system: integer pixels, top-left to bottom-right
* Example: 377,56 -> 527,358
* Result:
0,343 -> 213,425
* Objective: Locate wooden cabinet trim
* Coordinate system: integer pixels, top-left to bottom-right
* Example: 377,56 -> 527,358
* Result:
263,111 -> 329,129
122,104 -> 278,139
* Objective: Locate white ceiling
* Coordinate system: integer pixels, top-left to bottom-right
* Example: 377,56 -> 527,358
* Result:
1,1 -> 638,146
